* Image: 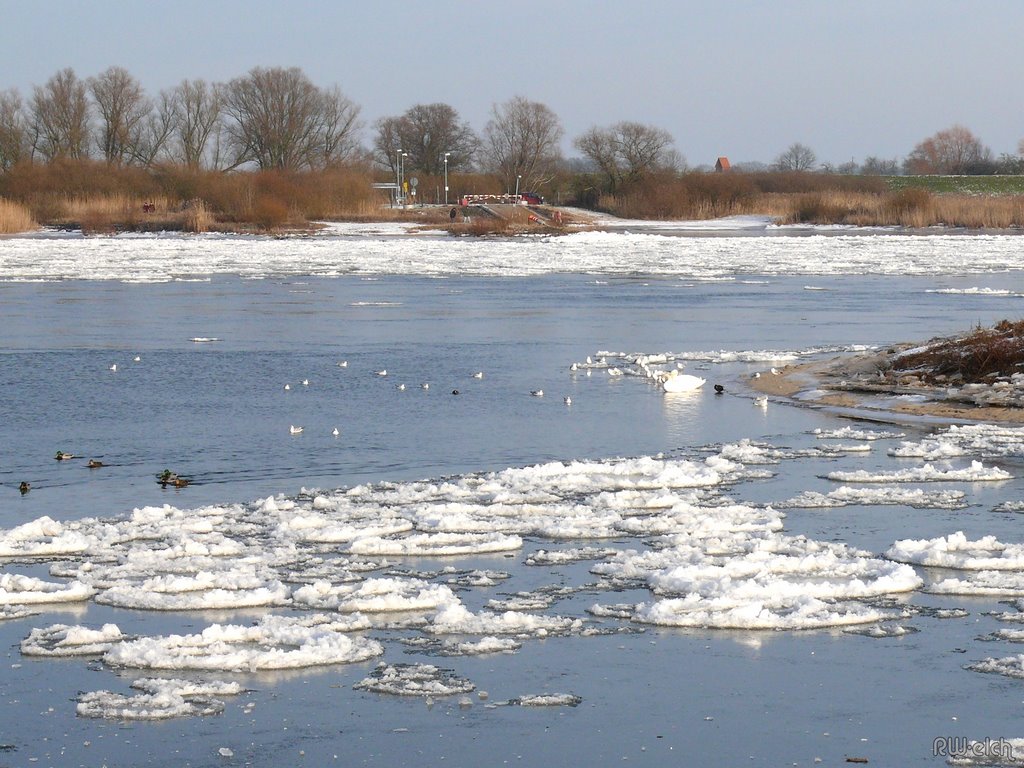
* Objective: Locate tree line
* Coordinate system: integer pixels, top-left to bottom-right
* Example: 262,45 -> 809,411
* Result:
1,65 -> 1022,203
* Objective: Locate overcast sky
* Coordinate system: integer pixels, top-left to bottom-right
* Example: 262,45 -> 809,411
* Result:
3,0 -> 1021,167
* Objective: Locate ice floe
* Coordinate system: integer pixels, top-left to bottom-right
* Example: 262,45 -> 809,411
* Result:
889,424 -> 1024,460
780,486 -> 968,509
77,678 -> 244,720
103,614 -> 382,671
354,662 -> 475,697
827,460 -> 1011,483
21,623 -> 125,656
887,532 -> 1024,570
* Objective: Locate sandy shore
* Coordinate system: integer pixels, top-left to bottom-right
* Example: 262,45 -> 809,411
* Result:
749,346 -> 1024,425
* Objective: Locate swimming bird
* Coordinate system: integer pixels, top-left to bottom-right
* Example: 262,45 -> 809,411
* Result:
55,451 -> 75,461
714,384 -> 725,394
338,361 -> 348,368
452,389 -> 460,395
661,372 -> 706,393
754,396 -> 769,408
158,469 -> 187,487
133,356 -> 141,362
421,383 -> 430,390
290,425 -> 304,434
169,476 -> 190,488
87,459 -> 104,468
19,481 -> 30,495
284,383 -> 291,391
531,389 -> 544,397
377,369 -> 388,377
397,383 -> 406,390
770,367 -> 781,375
751,372 -> 761,379
607,368 -> 623,377
302,379 -> 309,386
564,396 -> 572,405
472,371 -> 483,379
109,364 -> 117,372
570,363 -> 579,372
332,427 -> 340,437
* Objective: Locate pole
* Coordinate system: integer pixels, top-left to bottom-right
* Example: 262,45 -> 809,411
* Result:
444,152 -> 450,206
515,174 -> 521,203
395,149 -> 402,207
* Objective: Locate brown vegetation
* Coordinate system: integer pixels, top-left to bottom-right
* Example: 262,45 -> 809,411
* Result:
889,320 -> 1024,383
0,196 -> 35,233
0,159 -> 384,233
581,172 -> 1024,229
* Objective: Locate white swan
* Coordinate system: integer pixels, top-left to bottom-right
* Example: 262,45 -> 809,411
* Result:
661,371 -> 706,393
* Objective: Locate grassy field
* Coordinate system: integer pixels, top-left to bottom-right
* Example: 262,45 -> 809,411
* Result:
888,175 -> 1024,195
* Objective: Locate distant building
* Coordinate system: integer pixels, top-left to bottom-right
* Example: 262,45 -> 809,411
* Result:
715,157 -> 731,173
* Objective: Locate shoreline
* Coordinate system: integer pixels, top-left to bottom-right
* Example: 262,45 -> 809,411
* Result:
749,346 -> 1024,425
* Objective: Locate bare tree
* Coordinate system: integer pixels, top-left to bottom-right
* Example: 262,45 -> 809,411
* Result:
222,66 -> 361,170
0,89 -> 26,171
861,156 -> 899,175
372,103 -> 476,176
168,79 -> 223,169
904,125 -> 991,174
131,89 -> 176,166
481,96 -> 563,191
29,68 -> 91,160
316,85 -> 362,168
89,66 -> 151,164
774,142 -> 817,172
575,121 -> 678,192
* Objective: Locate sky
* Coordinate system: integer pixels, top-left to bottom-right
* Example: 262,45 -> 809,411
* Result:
2,0 -> 1022,168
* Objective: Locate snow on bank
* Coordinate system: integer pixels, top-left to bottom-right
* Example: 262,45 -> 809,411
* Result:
4,229 -> 1024,280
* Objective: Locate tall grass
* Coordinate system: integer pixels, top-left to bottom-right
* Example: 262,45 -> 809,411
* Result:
0,197 -> 35,233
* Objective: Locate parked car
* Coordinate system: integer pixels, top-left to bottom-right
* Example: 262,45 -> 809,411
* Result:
519,192 -> 544,205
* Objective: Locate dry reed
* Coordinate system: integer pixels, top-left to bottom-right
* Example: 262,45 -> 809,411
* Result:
0,197 -> 36,233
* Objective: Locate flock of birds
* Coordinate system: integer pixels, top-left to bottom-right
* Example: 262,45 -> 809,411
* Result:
15,352 -> 777,496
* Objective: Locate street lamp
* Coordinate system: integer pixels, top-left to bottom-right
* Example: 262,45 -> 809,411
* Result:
395,149 -> 403,206
443,152 -> 451,206
515,174 -> 521,203
401,152 -> 408,207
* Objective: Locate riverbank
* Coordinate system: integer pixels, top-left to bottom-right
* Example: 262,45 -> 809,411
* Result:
751,332 -> 1024,424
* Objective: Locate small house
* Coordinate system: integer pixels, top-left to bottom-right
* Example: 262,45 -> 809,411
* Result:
715,157 -> 731,173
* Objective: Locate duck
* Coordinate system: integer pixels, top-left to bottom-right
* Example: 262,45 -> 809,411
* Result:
302,379 -> 309,386
421,383 -> 430,390
564,396 -> 572,405
87,459 -> 104,469
158,469 -> 179,485
661,372 -> 706,393
332,427 -> 340,437
338,360 -> 348,368
397,383 -> 406,391
133,356 -> 141,362
754,396 -> 769,408
109,364 -> 117,372
284,383 -> 291,391
169,476 -> 190,488
290,425 -> 304,434
55,451 -> 75,461
714,384 -> 725,394
18,481 -> 30,495
452,389 -> 460,395
376,369 -> 388,377
530,390 -> 544,397
472,371 -> 484,379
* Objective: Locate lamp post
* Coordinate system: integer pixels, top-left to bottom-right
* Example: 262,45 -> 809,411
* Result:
395,149 -> 403,206
443,152 -> 451,206
514,174 -> 521,203
401,152 -> 408,207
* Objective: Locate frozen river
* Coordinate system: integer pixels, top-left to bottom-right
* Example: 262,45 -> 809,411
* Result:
3,224 -> 1024,766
